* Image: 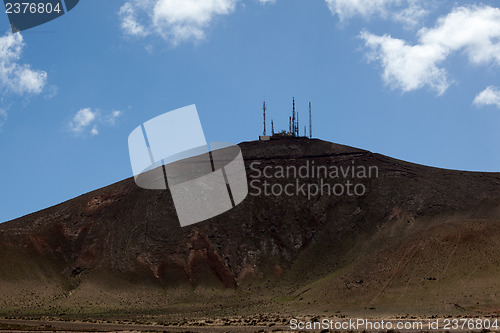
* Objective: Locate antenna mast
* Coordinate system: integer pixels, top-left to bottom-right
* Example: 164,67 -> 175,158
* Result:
296,111 -> 299,136
292,97 -> 296,137
271,120 -> 274,135
309,101 -> 312,139
263,101 -> 267,136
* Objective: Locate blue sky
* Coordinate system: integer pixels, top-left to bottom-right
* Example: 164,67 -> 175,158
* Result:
1,0 -> 500,222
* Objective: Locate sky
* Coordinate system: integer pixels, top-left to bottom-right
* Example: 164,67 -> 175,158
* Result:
1,0 -> 500,222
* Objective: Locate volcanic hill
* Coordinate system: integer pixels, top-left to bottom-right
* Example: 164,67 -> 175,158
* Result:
0,137 -> 499,319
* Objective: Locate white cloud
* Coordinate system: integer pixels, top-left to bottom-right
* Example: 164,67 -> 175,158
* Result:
119,2 -> 150,37
112,110 -> 122,118
393,1 -> 430,27
326,0 -> 398,19
361,31 -> 449,95
69,108 -> 97,134
0,32 -> 47,95
473,86 -> 500,109
119,0 -> 237,45
257,0 -> 275,4
69,108 -> 123,136
105,110 -> 123,125
419,6 -> 500,66
325,0 -> 429,26
361,5 -> 500,95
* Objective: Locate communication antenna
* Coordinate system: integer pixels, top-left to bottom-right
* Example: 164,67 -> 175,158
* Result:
296,111 -> 299,137
292,97 -> 296,137
289,116 -> 291,134
271,120 -> 274,135
304,125 -> 306,137
263,101 -> 267,136
309,101 -> 312,139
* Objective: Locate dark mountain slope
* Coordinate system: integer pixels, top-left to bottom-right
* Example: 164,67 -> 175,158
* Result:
0,138 -> 499,317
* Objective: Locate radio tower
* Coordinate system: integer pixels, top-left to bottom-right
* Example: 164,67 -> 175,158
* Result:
296,111 -> 299,136
263,101 -> 267,136
309,102 -> 312,139
292,97 -> 296,137
271,120 -> 274,135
